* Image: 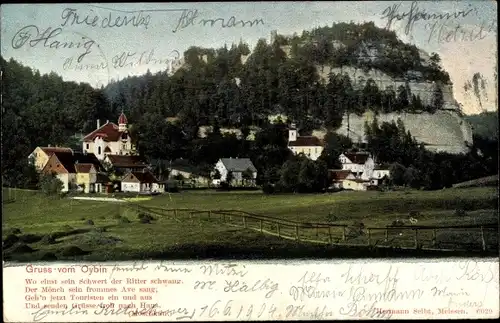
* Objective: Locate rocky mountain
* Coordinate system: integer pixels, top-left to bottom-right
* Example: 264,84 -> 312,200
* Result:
104,22 -> 475,154
271,29 -> 472,154
309,64 -> 473,154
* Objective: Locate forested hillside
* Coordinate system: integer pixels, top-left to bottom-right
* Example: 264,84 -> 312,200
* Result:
2,22 -> 494,190
465,111 -> 498,140
104,22 -> 448,131
1,56 -> 119,187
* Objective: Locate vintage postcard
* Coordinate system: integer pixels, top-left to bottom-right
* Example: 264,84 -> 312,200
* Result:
1,1 -> 498,321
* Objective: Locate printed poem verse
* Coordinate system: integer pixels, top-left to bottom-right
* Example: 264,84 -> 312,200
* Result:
22,262 -> 185,321
3,259 -> 499,321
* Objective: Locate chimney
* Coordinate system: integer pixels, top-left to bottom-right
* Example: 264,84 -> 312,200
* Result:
48,144 -> 51,147
97,119 -> 100,129
106,120 -> 109,124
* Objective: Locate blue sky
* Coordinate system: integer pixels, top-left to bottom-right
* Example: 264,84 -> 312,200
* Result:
1,1 -> 497,114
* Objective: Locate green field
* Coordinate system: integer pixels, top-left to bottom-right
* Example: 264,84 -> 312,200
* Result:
2,187 -> 498,261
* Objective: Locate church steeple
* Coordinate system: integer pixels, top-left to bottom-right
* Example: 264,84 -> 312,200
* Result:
118,111 -> 128,132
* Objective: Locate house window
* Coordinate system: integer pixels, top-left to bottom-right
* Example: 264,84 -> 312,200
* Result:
86,143 -> 89,149
98,146 -> 101,155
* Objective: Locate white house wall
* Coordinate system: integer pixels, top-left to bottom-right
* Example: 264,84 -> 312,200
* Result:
373,170 -> 390,179
152,183 -> 164,193
57,174 -> 69,192
121,182 -> 140,193
215,160 -> 228,181
83,142 -> 95,155
289,146 -> 323,160
170,169 -> 191,178
57,173 -> 76,192
343,180 -> 367,191
83,138 -> 133,161
342,163 -> 364,173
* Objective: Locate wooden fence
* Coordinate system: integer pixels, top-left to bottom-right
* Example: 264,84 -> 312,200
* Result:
125,203 -> 499,252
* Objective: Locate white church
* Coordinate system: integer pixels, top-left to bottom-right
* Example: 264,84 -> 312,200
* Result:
82,112 -> 135,160
287,124 -> 324,161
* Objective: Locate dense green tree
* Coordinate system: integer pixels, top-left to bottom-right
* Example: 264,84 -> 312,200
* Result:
242,168 -> 254,186
430,84 -> 444,112
319,132 -> 352,168
38,173 -> 64,196
278,157 -> 302,192
389,163 -> 406,186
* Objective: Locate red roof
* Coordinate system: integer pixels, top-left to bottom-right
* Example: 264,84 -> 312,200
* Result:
47,151 -> 103,174
118,112 -> 128,124
288,136 -> 322,147
40,147 -> 73,156
343,152 -> 370,164
329,170 -> 352,181
83,122 -> 122,142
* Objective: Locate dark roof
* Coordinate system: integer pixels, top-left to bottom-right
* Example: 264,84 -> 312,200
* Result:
288,136 -> 322,147
106,155 -> 148,168
96,173 -> 111,183
169,158 -> 197,173
171,164 -> 196,174
124,170 -> 158,183
220,158 -> 257,172
354,178 -> 371,183
329,170 -> 352,181
40,147 -> 73,155
83,122 -> 124,142
343,152 -> 370,164
51,152 -> 77,173
52,151 -> 103,173
74,163 -> 95,173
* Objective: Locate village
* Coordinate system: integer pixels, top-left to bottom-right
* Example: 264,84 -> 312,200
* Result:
29,112 -> 391,195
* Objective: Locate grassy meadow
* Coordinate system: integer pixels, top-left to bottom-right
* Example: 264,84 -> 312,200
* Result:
2,187 -> 498,261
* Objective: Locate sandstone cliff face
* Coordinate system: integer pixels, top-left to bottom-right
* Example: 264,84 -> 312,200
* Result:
330,110 -> 473,154
314,65 -> 473,154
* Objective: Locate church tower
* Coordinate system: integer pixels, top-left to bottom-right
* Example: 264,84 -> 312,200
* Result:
118,111 -> 128,132
289,123 -> 297,142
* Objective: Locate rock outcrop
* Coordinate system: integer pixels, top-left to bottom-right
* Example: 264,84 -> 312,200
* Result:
314,65 -> 473,154
334,110 -> 472,154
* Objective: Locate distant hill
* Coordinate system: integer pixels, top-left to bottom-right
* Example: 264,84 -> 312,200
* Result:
465,111 -> 498,140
